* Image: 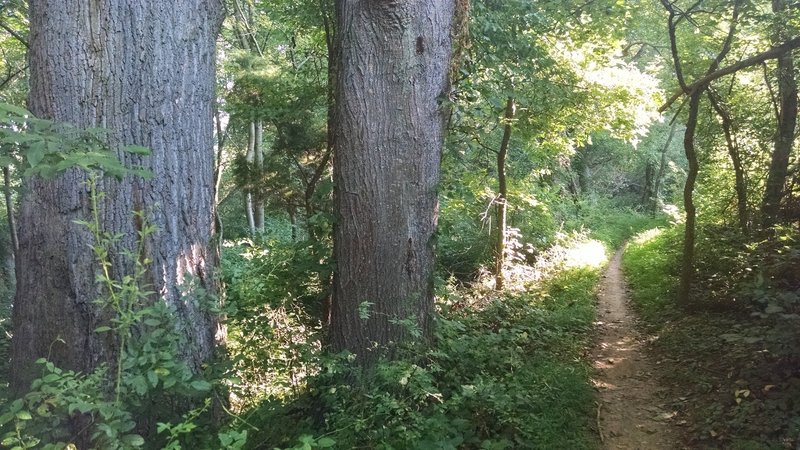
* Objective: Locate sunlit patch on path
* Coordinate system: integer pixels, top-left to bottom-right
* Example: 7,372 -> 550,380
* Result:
591,247 -> 680,449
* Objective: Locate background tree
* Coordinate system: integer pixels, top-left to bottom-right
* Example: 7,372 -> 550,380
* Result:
441,0 -> 661,286
11,0 -> 224,392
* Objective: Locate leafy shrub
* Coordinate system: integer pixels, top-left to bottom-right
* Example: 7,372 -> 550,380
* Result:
245,263 -> 600,449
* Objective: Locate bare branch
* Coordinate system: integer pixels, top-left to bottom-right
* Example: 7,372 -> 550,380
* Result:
0,20 -> 28,49
660,36 -> 800,112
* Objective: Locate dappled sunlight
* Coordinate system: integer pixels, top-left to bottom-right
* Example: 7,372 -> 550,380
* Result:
533,235 -> 609,278
632,227 -> 665,245
560,239 -> 608,269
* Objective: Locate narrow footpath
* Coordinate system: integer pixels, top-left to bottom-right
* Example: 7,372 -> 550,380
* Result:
591,248 -> 680,450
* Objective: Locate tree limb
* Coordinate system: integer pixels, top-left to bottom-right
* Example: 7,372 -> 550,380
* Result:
0,20 -> 28,49
660,36 -> 800,112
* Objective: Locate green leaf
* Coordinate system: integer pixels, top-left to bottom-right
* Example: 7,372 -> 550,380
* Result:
131,375 -> 148,395
123,145 -> 151,155
0,102 -> 32,117
41,373 -> 61,383
121,434 -> 145,447
316,437 -> 336,447
15,410 -> 32,421
147,370 -> 159,388
190,380 -> 212,391
26,141 -> 46,167
94,326 -> 112,333
9,399 -> 23,413
0,412 -> 14,425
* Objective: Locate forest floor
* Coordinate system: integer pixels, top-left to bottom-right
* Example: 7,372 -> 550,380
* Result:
590,248 -> 681,449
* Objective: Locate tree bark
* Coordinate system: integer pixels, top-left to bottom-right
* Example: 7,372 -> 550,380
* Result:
494,97 -> 515,291
11,0 -> 224,392
330,0 -> 455,367
254,119 -> 265,232
245,120 -> 257,235
641,160 -> 654,207
761,0 -> 797,229
677,90 -> 702,306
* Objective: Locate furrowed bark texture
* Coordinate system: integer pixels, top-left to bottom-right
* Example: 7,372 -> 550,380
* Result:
11,0 -> 224,391
331,0 -> 455,366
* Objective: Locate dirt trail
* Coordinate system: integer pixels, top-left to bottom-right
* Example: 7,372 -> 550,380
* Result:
591,248 -> 680,450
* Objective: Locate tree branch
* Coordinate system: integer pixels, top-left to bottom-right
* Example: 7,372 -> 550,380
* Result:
660,36 -> 800,112
0,20 -> 28,49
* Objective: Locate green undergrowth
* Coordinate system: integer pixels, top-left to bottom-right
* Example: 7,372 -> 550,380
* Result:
564,199 -> 671,249
623,225 -> 800,449
243,267 -> 601,449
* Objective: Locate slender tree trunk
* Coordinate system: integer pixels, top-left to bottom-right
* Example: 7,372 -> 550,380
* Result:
254,119 -> 265,232
641,161 -> 654,206
708,89 -> 749,234
3,166 -> 18,258
761,0 -> 797,228
652,122 -> 677,216
494,97 -> 515,291
319,2 -> 336,327
289,206 -> 298,242
213,107 -> 227,243
662,0 -> 739,307
245,120 -> 257,235
330,0 -> 455,367
677,91 -> 702,306
11,0 -> 223,393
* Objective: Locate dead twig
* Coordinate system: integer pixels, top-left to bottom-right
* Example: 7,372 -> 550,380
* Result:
597,401 -> 605,443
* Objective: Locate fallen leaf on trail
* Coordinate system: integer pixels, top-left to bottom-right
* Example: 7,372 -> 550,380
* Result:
762,385 -> 776,392
655,411 -> 677,421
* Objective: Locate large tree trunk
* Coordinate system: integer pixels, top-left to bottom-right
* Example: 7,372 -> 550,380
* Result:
494,97 -> 515,291
330,0 -> 455,367
761,0 -> 797,228
11,0 -> 224,392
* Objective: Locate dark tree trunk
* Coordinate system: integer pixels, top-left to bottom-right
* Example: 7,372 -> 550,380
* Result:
11,0 -> 224,392
330,0 -> 455,367
708,89 -> 749,234
761,0 -> 797,228
677,91 -> 702,306
641,161 -> 654,207
662,0 -> 739,307
494,97 -> 515,291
